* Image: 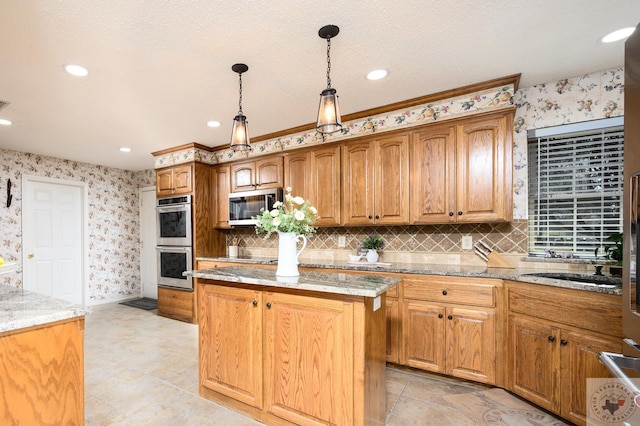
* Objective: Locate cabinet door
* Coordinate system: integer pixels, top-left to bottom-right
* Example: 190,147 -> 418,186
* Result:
255,156 -> 283,189
199,284 -> 263,409
213,165 -> 231,229
264,292 -> 354,426
310,146 -> 341,226
386,297 -> 400,363
410,125 -> 457,223
559,329 -> 622,425
375,134 -> 410,224
157,286 -> 194,323
401,300 -> 446,373
342,142 -> 375,225
231,161 -> 256,192
456,114 -> 512,222
172,165 -> 193,194
508,315 -> 559,412
156,168 -> 174,196
446,307 -> 495,384
284,151 -> 310,199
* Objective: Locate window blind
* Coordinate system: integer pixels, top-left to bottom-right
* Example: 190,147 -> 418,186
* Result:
527,122 -> 624,257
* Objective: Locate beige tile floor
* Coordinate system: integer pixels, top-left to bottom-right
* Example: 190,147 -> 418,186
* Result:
85,302 -> 559,425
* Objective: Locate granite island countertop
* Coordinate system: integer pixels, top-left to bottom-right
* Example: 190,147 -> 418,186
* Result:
0,284 -> 91,334
196,256 -> 623,296
186,266 -> 399,297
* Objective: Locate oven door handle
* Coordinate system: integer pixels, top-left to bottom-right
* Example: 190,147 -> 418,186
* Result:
599,351 -> 640,396
156,246 -> 191,252
157,205 -> 190,213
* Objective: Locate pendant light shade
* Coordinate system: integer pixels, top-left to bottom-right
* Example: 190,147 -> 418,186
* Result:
230,63 -> 251,152
316,25 -> 342,135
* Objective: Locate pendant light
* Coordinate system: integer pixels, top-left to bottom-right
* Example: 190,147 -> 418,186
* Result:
230,63 -> 251,152
316,25 -> 342,135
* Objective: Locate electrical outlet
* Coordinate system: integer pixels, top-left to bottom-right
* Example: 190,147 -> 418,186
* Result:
461,236 -> 473,250
338,235 -> 346,248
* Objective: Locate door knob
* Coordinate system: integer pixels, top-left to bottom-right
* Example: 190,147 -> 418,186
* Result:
28,253 -> 34,259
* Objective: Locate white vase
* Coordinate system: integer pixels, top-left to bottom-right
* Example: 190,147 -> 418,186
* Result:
276,232 -> 307,277
366,249 -> 379,263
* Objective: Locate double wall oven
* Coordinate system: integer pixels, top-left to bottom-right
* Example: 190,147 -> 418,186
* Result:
156,195 -> 193,291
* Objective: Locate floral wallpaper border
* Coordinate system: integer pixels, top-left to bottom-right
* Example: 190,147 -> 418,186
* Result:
154,84 -> 516,168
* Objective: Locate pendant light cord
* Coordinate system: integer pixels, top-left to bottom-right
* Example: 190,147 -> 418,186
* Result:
238,73 -> 243,114
326,38 -> 332,89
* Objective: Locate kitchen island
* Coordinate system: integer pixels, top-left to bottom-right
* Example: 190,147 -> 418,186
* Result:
0,284 -> 90,424
187,266 -> 399,426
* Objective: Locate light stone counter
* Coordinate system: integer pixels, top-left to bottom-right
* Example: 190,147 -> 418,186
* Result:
196,256 -> 622,295
0,284 -> 91,333
186,266 -> 399,297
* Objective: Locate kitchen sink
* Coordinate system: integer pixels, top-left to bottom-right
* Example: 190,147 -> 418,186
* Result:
522,272 -> 622,286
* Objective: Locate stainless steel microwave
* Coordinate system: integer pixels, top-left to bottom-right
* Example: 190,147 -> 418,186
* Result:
229,188 -> 284,226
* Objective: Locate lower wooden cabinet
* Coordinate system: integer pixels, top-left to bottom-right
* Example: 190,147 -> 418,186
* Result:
0,318 -> 85,424
157,286 -> 195,323
386,296 -> 400,363
507,281 -> 623,426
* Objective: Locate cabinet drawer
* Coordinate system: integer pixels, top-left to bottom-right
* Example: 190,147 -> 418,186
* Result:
403,276 -> 496,307
158,287 -> 193,321
507,284 -> 622,336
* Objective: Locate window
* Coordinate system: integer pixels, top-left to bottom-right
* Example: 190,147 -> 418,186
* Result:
527,117 -> 624,257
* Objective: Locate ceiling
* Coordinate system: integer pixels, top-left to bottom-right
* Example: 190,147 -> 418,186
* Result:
1,1 -> 639,171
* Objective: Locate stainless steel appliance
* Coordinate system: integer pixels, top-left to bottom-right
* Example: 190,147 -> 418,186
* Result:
600,23 -> 640,396
157,195 -> 192,246
156,245 -> 193,290
228,188 -> 284,226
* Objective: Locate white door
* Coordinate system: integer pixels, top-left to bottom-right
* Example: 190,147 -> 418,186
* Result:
23,176 -> 86,305
140,187 -> 158,299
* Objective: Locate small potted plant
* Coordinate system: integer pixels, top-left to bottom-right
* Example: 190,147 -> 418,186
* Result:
604,232 -> 623,276
361,232 -> 384,263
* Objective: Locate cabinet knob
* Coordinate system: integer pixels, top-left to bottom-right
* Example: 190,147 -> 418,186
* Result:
438,313 -> 443,319
368,215 -> 373,219
560,339 -> 568,346
457,211 -> 463,216
442,290 -> 447,296
252,300 -> 258,306
449,212 -> 454,217
447,315 -> 453,320
548,335 -> 556,342
375,215 -> 379,219
266,302 -> 272,309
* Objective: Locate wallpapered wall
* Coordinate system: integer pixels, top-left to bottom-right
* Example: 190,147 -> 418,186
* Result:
0,150 -> 155,302
0,67 -> 625,303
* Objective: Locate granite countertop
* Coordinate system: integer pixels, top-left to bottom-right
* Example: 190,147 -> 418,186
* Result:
186,266 -> 399,297
196,256 -> 623,296
0,284 -> 91,334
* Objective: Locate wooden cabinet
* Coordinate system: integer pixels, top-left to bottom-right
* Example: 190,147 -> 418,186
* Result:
157,287 -> 194,323
198,279 -> 386,425
156,164 -> 193,197
284,146 -> 342,226
342,133 -> 410,225
410,111 -> 513,224
506,281 -> 623,426
401,275 -> 501,385
386,285 -> 401,364
213,165 -> 231,229
231,156 -> 283,193
0,318 -> 85,424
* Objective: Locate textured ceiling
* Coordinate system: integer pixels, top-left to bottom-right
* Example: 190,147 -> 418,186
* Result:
0,0 -> 639,171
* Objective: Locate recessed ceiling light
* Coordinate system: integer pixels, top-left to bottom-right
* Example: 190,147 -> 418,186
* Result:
64,64 -> 89,77
367,69 -> 388,80
207,120 -> 221,128
602,27 -> 635,43
0,118 -> 12,126
119,147 -> 131,153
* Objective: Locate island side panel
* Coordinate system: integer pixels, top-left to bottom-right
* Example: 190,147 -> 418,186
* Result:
359,293 -> 387,426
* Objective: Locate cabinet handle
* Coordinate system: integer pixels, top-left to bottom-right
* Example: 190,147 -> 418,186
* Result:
252,300 -> 258,306
449,212 -> 454,217
266,302 -> 272,309
560,339 -> 568,346
442,290 -> 447,296
368,215 -> 373,219
375,215 -> 379,219
438,313 -> 443,319
548,335 -> 556,342
447,315 -> 453,320
457,211 -> 463,216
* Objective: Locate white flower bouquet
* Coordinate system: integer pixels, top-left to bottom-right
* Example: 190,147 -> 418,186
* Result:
254,187 -> 320,238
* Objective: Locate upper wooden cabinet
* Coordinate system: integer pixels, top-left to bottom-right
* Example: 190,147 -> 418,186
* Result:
156,164 -> 193,197
284,146 -> 341,227
213,165 -> 231,229
342,133 -> 410,225
410,111 -> 513,224
231,156 -> 283,193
